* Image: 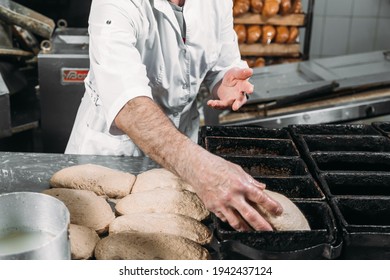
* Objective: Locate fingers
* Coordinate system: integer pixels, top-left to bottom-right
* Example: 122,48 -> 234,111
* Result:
229,67 -> 254,81
232,92 -> 249,111
207,99 -> 231,110
247,186 -> 283,216
234,200 -> 274,231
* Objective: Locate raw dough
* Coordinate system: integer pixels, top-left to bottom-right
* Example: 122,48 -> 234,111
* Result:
131,168 -> 195,193
43,188 -> 115,234
95,232 -> 211,260
255,190 -> 311,231
109,213 -> 212,245
69,224 -> 100,260
115,188 -> 209,221
49,164 -> 136,198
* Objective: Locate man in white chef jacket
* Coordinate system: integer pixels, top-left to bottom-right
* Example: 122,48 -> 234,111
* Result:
66,0 -> 283,231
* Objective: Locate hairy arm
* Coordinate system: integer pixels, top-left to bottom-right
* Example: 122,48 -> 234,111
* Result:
115,96 -> 282,231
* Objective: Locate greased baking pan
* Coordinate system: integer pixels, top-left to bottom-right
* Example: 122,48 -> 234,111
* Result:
213,201 -> 341,260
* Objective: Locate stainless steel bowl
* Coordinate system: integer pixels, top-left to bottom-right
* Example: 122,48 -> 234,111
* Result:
0,192 -> 70,260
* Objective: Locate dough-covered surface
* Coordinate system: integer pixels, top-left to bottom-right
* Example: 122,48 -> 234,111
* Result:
49,164 -> 136,198
255,190 -> 311,231
95,232 -> 211,260
109,213 -> 212,245
69,224 -> 100,260
116,188 -> 209,221
43,188 -> 115,234
131,168 -> 195,193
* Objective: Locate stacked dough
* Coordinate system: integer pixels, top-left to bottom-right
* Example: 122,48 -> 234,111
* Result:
44,164 -> 211,260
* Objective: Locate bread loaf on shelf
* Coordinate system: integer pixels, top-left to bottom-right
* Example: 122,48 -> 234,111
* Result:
246,24 -> 262,44
234,24 -> 247,43
275,26 -> 290,43
262,0 -> 281,18
261,25 -> 276,44
287,26 -> 299,43
233,0 -> 251,17
250,0 -> 263,14
280,0 -> 292,15
290,0 -> 302,14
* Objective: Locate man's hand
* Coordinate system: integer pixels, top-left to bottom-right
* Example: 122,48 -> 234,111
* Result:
207,67 -> 254,111
191,149 -> 283,231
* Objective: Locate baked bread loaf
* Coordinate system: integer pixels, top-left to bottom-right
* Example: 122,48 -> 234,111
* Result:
262,0 -> 281,17
234,24 -> 247,44
49,164 -> 136,198
233,0 -> 250,17
287,26 -> 299,43
131,168 -> 195,193
69,224 -> 100,260
115,188 -> 210,221
290,0 -> 302,13
246,25 -> 262,44
261,25 -> 276,44
280,0 -> 292,15
43,188 -> 115,234
95,232 -> 211,260
254,190 -> 310,231
254,57 -> 266,67
250,0 -> 263,14
109,213 -> 212,245
275,26 -> 290,43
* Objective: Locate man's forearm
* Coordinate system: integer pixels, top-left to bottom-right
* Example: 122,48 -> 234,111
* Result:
114,96 -> 209,187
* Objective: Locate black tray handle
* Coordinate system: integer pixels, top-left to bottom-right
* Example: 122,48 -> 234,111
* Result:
220,239 -> 343,260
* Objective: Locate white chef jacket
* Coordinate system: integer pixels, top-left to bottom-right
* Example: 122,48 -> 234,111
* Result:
65,0 -> 247,156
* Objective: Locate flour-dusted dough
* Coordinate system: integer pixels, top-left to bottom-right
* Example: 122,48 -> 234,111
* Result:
255,190 -> 311,231
49,164 -> 136,198
131,168 -> 195,193
109,213 -> 212,245
95,232 -> 211,260
115,188 -> 209,221
69,224 -> 100,260
43,188 -> 115,234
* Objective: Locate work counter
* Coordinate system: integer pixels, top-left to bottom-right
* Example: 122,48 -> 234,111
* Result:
0,152 -> 159,194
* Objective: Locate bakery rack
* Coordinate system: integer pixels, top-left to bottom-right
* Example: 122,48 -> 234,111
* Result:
233,0 -> 315,65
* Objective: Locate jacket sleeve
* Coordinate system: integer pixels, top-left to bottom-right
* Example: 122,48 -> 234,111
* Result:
203,0 -> 248,93
87,0 -> 153,133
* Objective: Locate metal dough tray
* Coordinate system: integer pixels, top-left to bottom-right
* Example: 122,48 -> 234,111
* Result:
254,176 -> 325,200
301,135 -> 390,153
212,201 -> 341,260
288,124 -> 381,137
222,156 -> 310,177
311,152 -> 390,173
204,137 -> 299,157
373,121 -> 390,137
198,126 -> 292,147
318,172 -> 390,197
331,197 -> 390,259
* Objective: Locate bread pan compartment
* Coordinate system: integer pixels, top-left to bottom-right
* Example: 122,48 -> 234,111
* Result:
205,137 -> 299,157
255,176 -> 325,200
199,126 -> 291,147
319,172 -> 390,197
288,124 -> 381,136
223,156 -> 310,177
302,135 -> 390,153
311,152 -> 390,173
214,201 -> 340,259
331,197 -> 390,259
373,122 -> 390,136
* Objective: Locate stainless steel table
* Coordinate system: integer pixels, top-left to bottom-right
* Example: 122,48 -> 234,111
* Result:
0,152 -> 159,194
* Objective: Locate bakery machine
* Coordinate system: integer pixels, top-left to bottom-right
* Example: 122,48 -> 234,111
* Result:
38,27 -> 89,153
203,50 -> 390,127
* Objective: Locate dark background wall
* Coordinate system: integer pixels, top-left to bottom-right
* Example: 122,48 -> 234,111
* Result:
13,0 -> 92,27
